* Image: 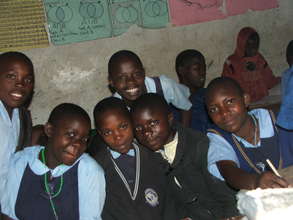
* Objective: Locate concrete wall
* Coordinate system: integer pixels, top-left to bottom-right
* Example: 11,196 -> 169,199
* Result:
24,0 -> 293,125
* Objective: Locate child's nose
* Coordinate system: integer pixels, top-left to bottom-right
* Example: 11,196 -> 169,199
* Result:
113,131 -> 122,141
15,78 -> 25,87
143,126 -> 152,137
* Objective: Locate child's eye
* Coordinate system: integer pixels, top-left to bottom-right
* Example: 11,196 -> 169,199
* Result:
133,72 -> 143,78
117,75 -> 126,81
24,77 -> 33,84
226,98 -> 234,105
150,120 -> 159,127
67,132 -> 75,138
119,123 -> 128,129
82,136 -> 89,143
135,126 -> 142,132
208,107 -> 218,114
102,130 -> 111,136
6,73 -> 16,79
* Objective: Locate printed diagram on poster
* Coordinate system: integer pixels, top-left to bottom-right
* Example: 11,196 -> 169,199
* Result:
44,0 -> 112,45
44,0 -> 169,45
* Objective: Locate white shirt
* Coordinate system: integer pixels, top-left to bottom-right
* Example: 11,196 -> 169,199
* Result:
0,100 -> 20,198
113,75 -> 192,110
1,146 -> 106,220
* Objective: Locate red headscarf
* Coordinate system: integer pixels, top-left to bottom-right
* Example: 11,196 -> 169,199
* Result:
222,27 -> 280,102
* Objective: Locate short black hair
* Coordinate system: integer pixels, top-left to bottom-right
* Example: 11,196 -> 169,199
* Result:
205,77 -> 244,103
0,51 -> 34,75
48,103 -> 90,126
286,40 -> 293,66
175,49 -> 205,73
108,50 -> 143,77
131,93 -> 170,116
93,97 -> 130,129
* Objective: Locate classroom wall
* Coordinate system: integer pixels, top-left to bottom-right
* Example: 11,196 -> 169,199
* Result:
25,0 -> 293,125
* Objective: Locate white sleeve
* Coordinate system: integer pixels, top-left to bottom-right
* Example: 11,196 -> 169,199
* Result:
1,151 -> 27,220
78,154 -> 106,220
207,132 -> 240,181
159,75 -> 192,110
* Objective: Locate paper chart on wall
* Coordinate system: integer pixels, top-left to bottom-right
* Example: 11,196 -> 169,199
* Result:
169,0 -> 226,26
44,0 -> 169,45
0,0 -> 49,52
226,0 -> 278,16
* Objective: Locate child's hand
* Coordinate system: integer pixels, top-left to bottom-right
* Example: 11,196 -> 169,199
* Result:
256,171 -> 289,189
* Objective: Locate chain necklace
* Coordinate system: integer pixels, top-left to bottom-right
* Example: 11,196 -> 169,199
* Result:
41,148 -> 63,220
251,115 -> 259,146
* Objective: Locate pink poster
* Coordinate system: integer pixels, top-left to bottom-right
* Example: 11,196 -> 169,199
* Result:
169,0 -> 226,26
226,0 -> 278,16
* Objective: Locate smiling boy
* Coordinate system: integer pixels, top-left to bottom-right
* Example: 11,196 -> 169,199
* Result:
1,103 -> 105,220
0,52 -> 34,208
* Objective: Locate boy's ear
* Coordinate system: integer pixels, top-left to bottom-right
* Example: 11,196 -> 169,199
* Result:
243,93 -> 250,107
44,122 -> 54,138
167,112 -> 174,126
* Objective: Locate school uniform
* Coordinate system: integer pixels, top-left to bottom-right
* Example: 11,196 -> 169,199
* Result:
277,66 -> 293,167
189,88 -> 212,133
207,108 -> 281,180
0,100 -> 32,200
88,135 -> 167,220
113,75 -> 192,110
0,146 -> 105,220
161,123 -> 238,220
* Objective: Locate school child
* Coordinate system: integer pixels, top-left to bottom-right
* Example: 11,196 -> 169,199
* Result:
87,97 -> 168,220
277,40 -> 293,167
205,77 -> 289,190
131,93 -> 239,220
222,27 -> 280,102
108,49 -> 192,126
1,103 -> 105,220
0,52 -> 34,208
175,49 -> 212,133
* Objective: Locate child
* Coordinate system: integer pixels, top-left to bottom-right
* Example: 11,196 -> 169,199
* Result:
0,52 -> 34,207
1,103 -> 105,220
222,27 -> 280,102
277,40 -> 293,167
175,49 -> 212,133
87,97 -> 167,220
131,93 -> 239,220
108,50 -> 192,126
205,77 -> 289,190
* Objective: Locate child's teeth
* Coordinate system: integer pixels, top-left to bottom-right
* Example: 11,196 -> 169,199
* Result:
11,93 -> 22,97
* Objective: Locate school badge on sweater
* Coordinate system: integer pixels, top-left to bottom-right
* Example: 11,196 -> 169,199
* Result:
144,188 -> 159,207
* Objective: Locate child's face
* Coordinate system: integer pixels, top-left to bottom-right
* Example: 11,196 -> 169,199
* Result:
179,57 -> 206,89
109,57 -> 146,104
97,109 -> 134,154
0,58 -> 34,112
245,33 -> 259,57
132,108 -> 174,151
45,115 -> 90,168
206,85 -> 249,135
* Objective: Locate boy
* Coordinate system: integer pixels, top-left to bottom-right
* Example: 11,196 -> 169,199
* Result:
88,97 -> 167,220
205,77 -> 288,190
108,50 -> 192,126
131,93 -> 239,220
1,103 -> 105,220
175,49 -> 212,133
0,52 -> 34,205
